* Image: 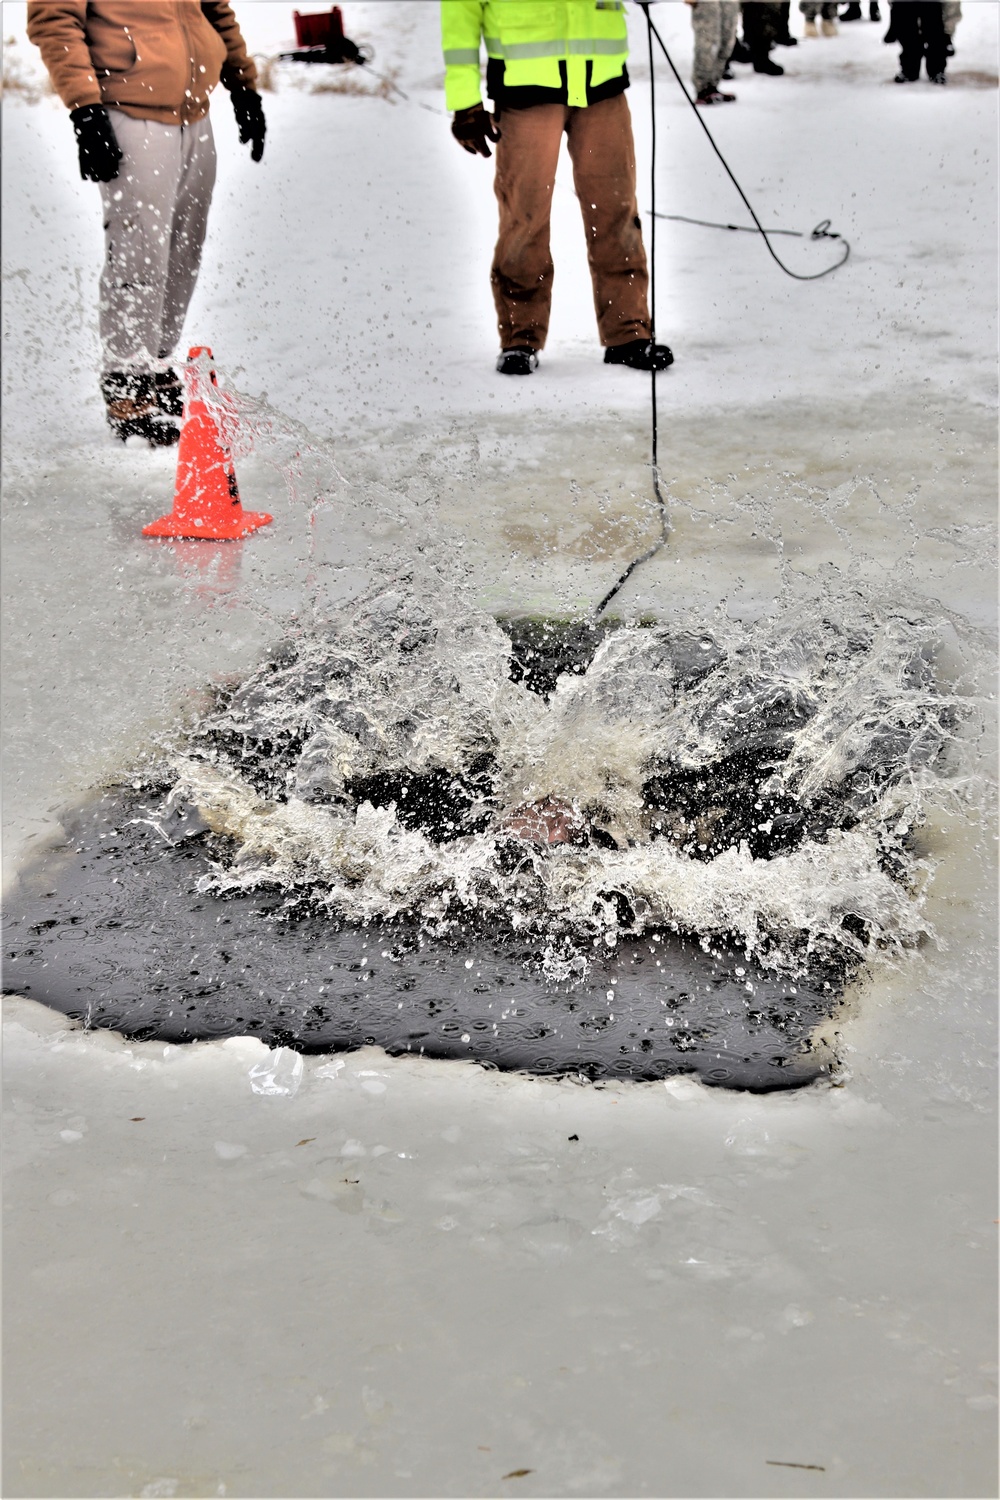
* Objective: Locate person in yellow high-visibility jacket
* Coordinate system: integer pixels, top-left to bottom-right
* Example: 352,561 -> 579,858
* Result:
441,0 -> 673,375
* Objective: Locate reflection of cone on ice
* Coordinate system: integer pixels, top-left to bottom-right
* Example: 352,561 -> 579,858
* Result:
142,347 -> 272,540
162,538 -> 245,602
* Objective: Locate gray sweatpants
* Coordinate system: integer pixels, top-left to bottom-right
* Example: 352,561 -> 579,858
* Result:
691,0 -> 740,92
99,109 -> 217,375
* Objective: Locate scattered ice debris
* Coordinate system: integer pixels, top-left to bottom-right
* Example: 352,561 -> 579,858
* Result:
248,1047 -> 304,1096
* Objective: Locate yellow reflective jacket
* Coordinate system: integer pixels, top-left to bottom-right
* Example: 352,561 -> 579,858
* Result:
441,0 -> 629,111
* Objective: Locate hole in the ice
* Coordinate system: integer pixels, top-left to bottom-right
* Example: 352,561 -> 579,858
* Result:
2,588 -> 977,1091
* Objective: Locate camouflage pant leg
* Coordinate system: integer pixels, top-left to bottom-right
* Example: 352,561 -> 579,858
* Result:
691,0 -> 740,91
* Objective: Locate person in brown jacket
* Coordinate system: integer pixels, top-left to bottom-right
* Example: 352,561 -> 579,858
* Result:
27,1 -> 265,444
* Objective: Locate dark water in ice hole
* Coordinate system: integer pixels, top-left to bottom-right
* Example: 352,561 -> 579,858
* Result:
2,788 -> 839,1090
4,611 -> 952,1090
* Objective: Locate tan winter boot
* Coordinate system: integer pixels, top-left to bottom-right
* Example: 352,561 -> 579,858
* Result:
804,18 -> 819,35
821,17 -> 839,35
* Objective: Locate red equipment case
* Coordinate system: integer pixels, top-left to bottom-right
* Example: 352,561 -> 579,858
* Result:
293,8 -> 345,48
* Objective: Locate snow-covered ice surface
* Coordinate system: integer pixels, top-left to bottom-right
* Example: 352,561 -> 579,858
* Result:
2,2 -> 997,1496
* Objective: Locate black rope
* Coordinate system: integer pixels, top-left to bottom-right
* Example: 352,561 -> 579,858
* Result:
643,7 -> 850,282
655,212 -> 849,266
594,2 -> 851,619
594,3 -> 670,618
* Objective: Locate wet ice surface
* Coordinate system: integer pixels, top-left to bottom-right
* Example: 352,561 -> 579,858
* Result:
3,954 -> 996,1499
3,1 -> 998,1496
5,429 -> 995,1500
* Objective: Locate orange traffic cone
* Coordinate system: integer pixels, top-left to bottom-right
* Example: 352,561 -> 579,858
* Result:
142,347 -> 272,540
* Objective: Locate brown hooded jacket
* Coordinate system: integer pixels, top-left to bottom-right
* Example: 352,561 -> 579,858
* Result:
26,1 -> 257,125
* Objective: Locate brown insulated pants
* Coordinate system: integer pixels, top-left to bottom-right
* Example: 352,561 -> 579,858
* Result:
491,93 -> 650,353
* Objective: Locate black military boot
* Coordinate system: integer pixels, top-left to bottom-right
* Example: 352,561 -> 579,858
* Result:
604,340 -> 674,372
496,348 -> 539,375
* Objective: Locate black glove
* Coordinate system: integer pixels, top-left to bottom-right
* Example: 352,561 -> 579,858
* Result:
451,105 -> 500,159
230,87 -> 266,162
69,104 -> 122,183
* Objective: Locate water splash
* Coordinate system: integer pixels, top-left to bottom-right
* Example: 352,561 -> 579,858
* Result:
158,565 -> 985,981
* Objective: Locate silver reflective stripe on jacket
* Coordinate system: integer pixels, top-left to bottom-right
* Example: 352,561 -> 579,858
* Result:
483,35 -> 626,59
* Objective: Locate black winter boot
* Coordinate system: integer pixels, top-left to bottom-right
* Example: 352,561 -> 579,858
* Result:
753,56 -> 785,73
604,340 -> 674,372
496,348 -> 538,375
